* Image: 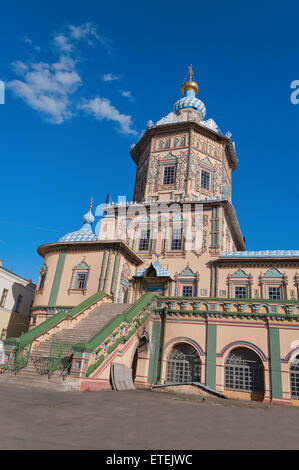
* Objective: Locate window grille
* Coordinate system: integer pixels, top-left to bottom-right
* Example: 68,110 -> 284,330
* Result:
139,229 -> 150,251
75,273 -> 87,289
224,347 -> 264,392
171,228 -> 182,250
268,286 -> 281,300
234,286 -> 247,299
163,166 -> 176,185
201,170 -> 210,190
290,355 -> 299,398
166,344 -> 201,384
182,285 -> 193,297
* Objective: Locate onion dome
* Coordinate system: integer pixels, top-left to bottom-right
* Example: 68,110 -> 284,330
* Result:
173,65 -> 206,120
59,198 -> 97,242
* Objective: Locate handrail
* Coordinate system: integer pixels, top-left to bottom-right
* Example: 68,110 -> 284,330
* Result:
81,293 -> 155,376
5,291 -> 109,348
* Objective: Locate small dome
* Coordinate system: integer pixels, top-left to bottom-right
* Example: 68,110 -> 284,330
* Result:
173,65 -> 206,120
173,95 -> 206,119
59,200 -> 97,243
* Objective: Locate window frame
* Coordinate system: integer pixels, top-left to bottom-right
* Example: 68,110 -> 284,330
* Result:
163,165 -> 176,185
200,169 -> 211,190
0,288 -> 8,308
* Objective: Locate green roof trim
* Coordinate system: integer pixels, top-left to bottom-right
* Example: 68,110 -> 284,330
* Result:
264,267 -> 284,278
5,291 -> 108,348
85,292 -> 155,352
231,268 -> 249,278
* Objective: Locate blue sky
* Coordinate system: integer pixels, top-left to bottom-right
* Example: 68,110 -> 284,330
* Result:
0,0 -> 299,282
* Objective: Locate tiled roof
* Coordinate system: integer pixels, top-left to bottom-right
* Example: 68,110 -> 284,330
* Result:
136,260 -> 172,278
222,250 -> 299,258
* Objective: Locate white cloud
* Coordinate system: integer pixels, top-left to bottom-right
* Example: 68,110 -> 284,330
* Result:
69,22 -> 99,41
12,60 -> 29,75
103,73 -> 121,82
8,56 -> 81,124
79,97 -> 136,135
23,36 -> 41,52
120,90 -> 132,99
54,34 -> 73,53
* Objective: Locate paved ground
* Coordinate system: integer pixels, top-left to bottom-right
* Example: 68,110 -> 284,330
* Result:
1,383 -> 299,450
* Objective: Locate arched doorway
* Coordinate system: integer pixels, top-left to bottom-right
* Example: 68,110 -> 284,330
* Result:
166,343 -> 201,384
225,347 -> 264,399
132,335 -> 149,383
290,354 -> 299,398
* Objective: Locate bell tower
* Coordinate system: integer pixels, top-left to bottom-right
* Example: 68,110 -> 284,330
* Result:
131,66 -> 237,204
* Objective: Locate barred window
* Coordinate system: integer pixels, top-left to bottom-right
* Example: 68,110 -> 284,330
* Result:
268,286 -> 281,300
201,170 -> 210,190
166,344 -> 201,384
171,228 -> 182,250
139,229 -> 150,251
182,285 -> 193,297
290,355 -> 299,398
75,273 -> 87,289
163,166 -> 176,185
234,286 -> 247,299
225,347 -> 264,393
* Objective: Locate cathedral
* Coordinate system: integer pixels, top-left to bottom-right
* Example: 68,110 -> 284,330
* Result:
2,67 -> 299,405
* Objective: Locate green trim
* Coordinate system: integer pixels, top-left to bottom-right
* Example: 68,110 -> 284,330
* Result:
5,291 -> 107,348
206,323 -> 217,388
111,251 -> 121,297
84,293 -> 154,353
103,251 -> 112,292
85,293 -> 155,377
48,251 -> 66,306
147,320 -> 162,383
157,295 -> 299,305
269,328 -> 283,398
98,251 -> 107,291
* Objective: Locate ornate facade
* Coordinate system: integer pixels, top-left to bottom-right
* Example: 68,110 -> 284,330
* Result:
3,67 -> 299,405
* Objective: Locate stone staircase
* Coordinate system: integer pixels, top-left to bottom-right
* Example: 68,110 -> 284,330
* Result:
0,303 -> 132,391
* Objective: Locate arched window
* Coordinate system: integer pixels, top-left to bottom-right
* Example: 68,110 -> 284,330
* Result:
225,347 -> 264,392
290,355 -> 299,398
166,343 -> 201,384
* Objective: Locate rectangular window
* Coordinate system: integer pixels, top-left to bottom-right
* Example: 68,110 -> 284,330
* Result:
39,273 -> 46,290
268,286 -> 281,300
163,166 -> 176,185
201,170 -> 210,190
171,228 -> 182,250
75,273 -> 88,289
15,295 -> 22,313
139,229 -> 150,251
0,289 -> 8,308
220,289 -> 227,296
234,286 -> 247,299
182,285 -> 193,297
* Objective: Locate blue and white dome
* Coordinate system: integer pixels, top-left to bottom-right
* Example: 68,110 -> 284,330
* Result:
173,89 -> 206,119
59,204 -> 97,242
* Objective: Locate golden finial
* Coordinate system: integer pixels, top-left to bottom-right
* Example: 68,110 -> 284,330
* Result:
89,197 -> 94,211
181,64 -> 199,96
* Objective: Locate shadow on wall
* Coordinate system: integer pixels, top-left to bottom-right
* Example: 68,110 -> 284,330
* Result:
5,282 -> 33,338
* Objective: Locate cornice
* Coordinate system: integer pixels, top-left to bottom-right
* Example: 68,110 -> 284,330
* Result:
37,240 -> 144,265
130,121 -> 238,171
